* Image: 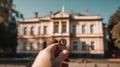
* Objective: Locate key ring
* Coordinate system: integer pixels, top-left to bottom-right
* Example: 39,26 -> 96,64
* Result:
59,38 -> 67,46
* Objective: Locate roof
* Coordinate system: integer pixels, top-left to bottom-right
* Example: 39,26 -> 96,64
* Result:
18,9 -> 102,22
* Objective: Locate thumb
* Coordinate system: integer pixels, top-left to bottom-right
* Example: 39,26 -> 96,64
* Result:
58,50 -> 69,61
45,43 -> 58,53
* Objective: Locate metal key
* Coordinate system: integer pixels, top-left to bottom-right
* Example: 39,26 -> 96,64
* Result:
59,35 -> 67,46
54,35 -> 67,57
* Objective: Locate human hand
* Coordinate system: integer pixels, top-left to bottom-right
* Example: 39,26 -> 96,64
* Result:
32,43 -> 69,67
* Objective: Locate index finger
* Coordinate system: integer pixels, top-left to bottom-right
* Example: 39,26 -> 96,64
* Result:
45,43 -> 58,53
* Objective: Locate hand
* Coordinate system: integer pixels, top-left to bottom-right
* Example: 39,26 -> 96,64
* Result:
32,43 -> 69,67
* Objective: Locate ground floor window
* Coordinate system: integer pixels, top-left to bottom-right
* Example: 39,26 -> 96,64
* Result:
37,42 -> 40,50
30,42 -> 33,50
22,42 -> 26,51
82,42 -> 88,50
43,42 -> 47,49
73,41 -> 78,50
91,42 -> 95,50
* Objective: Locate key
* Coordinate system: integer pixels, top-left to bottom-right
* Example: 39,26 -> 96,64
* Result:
59,35 -> 67,46
59,38 -> 67,46
53,36 -> 67,57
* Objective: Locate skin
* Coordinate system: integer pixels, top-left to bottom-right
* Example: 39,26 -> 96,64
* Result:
32,43 -> 69,67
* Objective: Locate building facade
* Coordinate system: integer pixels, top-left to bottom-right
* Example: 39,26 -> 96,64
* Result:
17,8 -> 104,58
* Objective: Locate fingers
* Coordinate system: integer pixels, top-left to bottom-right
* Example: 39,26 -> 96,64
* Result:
64,57 -> 70,62
62,62 -> 69,67
58,50 -> 69,61
45,43 -> 58,53
62,50 -> 69,59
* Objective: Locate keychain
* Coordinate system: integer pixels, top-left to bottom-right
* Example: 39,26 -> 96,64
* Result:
59,35 -> 67,46
54,35 -> 67,57
52,35 -> 70,62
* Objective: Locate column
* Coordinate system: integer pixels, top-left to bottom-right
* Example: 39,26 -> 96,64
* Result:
66,20 -> 69,33
59,21 -> 62,33
50,21 -> 53,34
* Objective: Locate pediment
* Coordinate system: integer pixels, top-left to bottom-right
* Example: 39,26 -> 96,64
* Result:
53,11 -> 69,18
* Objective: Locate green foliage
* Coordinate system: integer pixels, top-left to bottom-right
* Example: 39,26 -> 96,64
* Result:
0,0 -> 23,57
111,23 -> 120,48
108,8 -> 120,49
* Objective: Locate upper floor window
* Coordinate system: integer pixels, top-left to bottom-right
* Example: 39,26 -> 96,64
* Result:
91,42 -> 95,50
82,42 -> 88,50
54,22 -> 59,33
44,26 -> 47,34
30,27 -> 34,35
72,25 -> 76,34
82,25 -> 85,34
73,41 -> 78,50
62,22 -> 66,33
38,27 -> 41,35
23,27 -> 27,35
90,25 -> 94,34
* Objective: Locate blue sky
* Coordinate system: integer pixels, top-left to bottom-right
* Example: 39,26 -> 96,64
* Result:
13,0 -> 120,24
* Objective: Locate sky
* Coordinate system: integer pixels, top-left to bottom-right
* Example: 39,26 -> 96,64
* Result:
13,0 -> 120,24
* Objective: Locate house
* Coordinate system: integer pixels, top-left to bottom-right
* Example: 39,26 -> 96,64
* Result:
17,7 -> 104,58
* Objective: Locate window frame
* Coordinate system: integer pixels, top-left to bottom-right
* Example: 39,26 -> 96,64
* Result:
22,42 -> 26,51
38,26 -> 41,35
44,26 -> 47,34
82,42 -> 88,50
54,22 -> 59,33
90,25 -> 94,34
23,27 -> 27,35
82,25 -> 85,34
30,26 -> 34,35
62,22 -> 67,33
72,25 -> 76,34
91,41 -> 95,50
29,42 -> 33,51
72,41 -> 78,50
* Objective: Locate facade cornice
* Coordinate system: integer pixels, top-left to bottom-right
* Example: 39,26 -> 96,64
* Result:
19,21 -> 40,24
71,18 -> 103,21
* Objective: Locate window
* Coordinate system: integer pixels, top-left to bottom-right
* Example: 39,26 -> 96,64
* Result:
44,26 -> 47,34
62,22 -> 66,33
82,42 -> 88,50
30,27 -> 34,35
90,25 -> 94,34
72,25 -> 76,34
22,42 -> 26,50
38,27 -> 41,35
37,42 -> 40,50
43,42 -> 47,49
23,27 -> 27,35
30,42 -> 33,50
73,41 -> 78,50
91,42 -> 95,50
82,25 -> 85,34
54,22 -> 59,33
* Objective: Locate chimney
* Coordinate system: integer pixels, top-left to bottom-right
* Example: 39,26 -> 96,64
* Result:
50,11 -> 53,17
34,12 -> 38,18
70,10 -> 74,14
50,11 -> 53,15
85,9 -> 88,16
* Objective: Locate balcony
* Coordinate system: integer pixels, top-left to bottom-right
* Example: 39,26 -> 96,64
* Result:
52,33 -> 70,36
70,50 -> 104,54
17,50 -> 40,54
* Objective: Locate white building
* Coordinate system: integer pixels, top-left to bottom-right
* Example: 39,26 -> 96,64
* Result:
17,8 -> 105,58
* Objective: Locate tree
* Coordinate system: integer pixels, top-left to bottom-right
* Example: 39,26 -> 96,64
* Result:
108,8 -> 120,50
0,0 -> 23,57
